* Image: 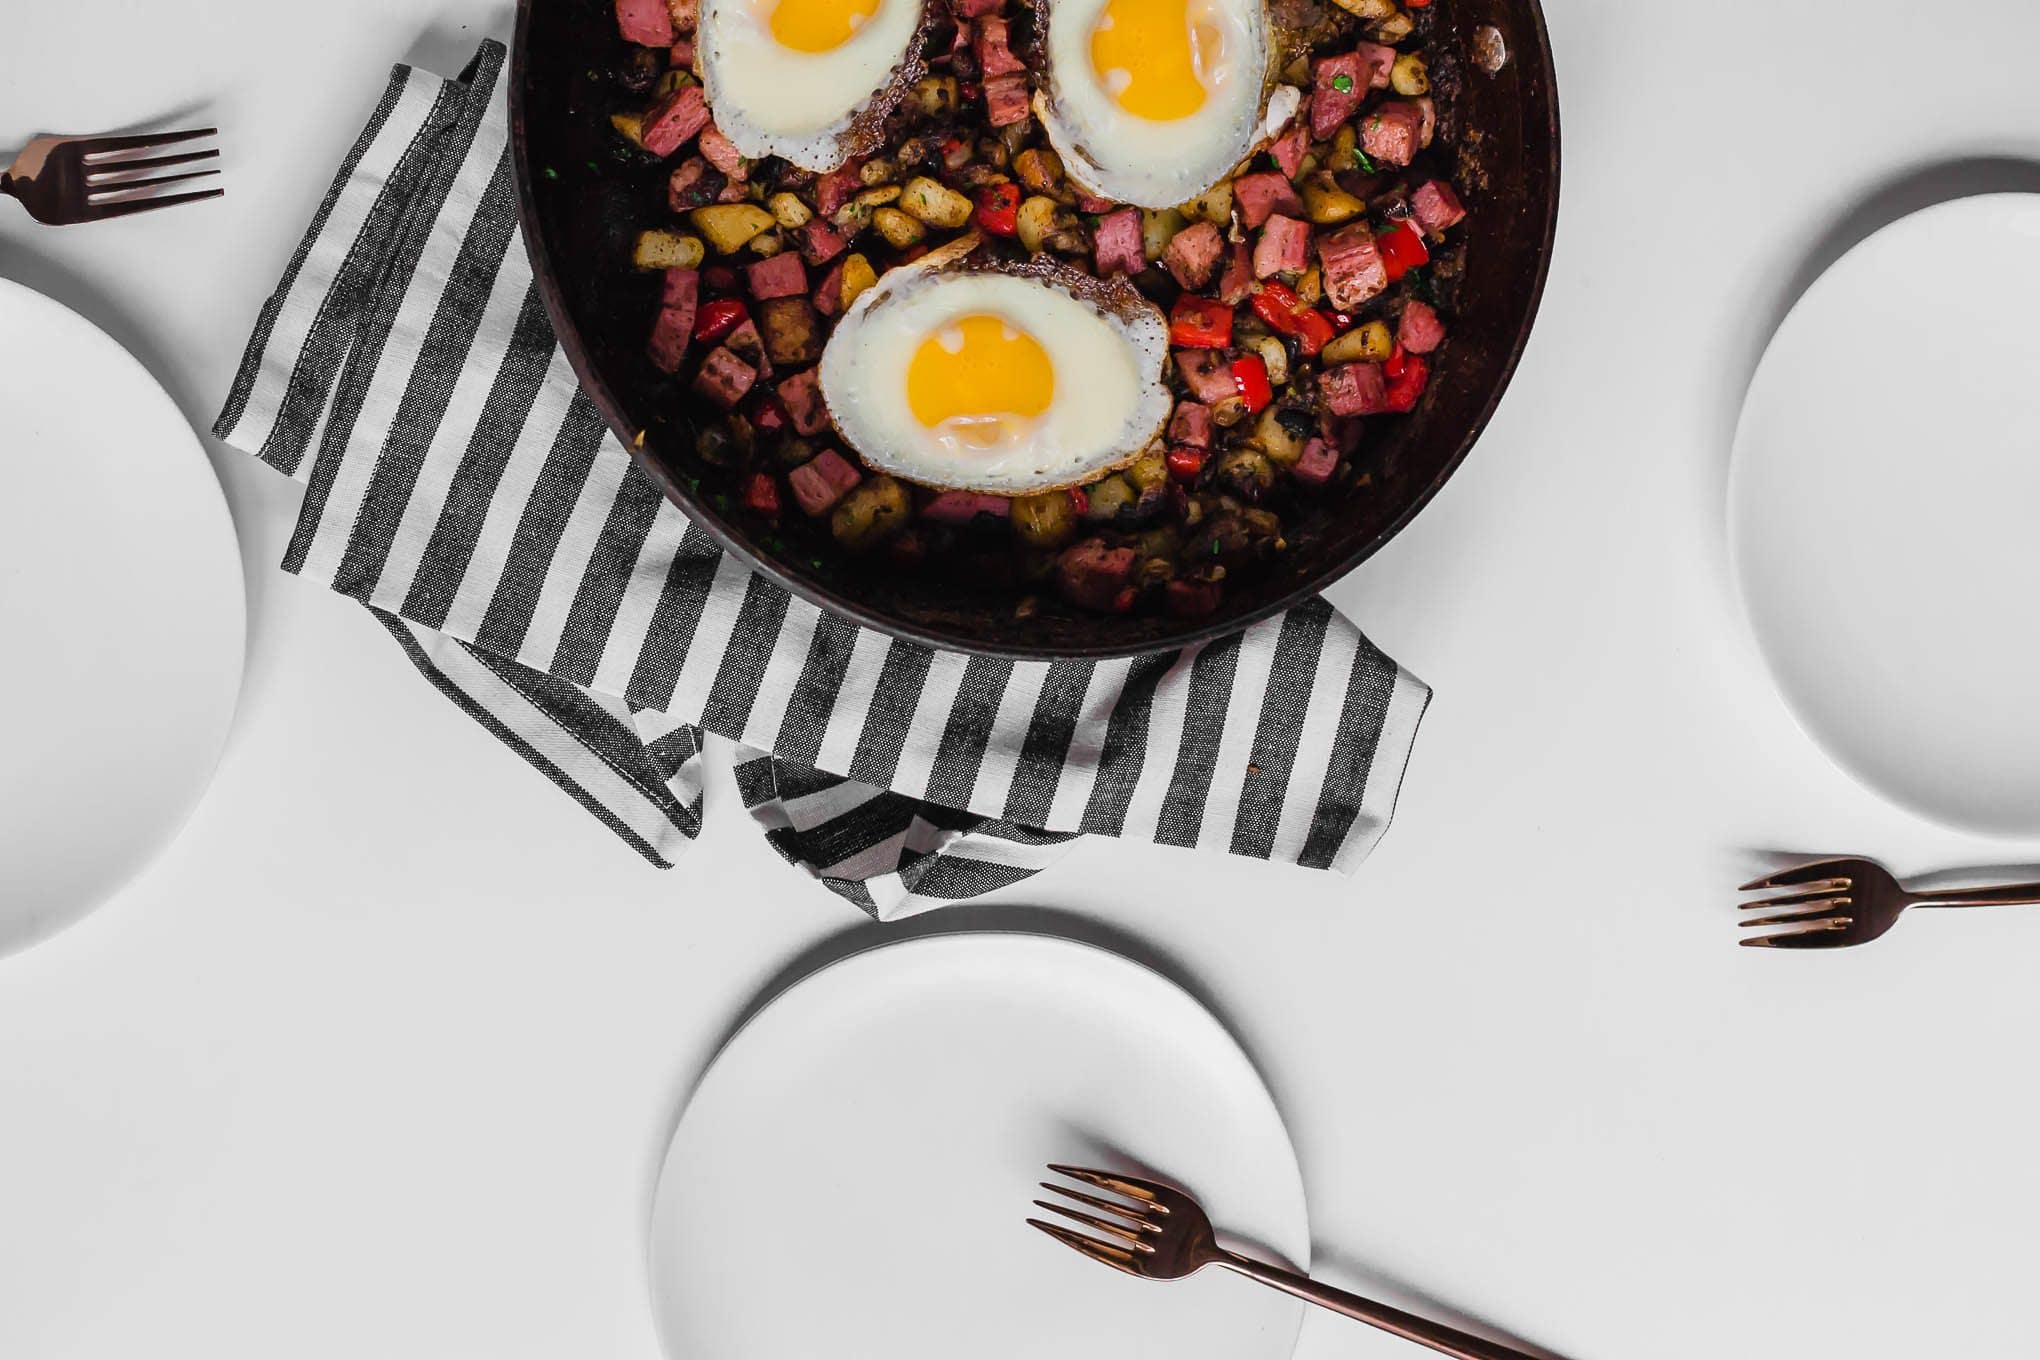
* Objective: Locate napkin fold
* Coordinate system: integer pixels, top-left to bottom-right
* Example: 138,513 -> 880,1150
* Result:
214,39 -> 1430,916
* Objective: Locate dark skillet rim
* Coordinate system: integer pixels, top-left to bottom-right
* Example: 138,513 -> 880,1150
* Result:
507,0 -> 1562,662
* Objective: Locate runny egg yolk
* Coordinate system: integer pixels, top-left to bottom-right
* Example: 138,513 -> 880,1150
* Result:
768,0 -> 882,53
907,314 -> 1055,451
1089,0 -> 1224,122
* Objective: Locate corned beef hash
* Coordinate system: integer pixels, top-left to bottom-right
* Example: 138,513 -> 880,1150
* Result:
607,0 -> 1470,619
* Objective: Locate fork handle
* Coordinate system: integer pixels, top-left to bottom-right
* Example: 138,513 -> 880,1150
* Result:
1214,1253 -> 1541,1360
1914,882 -> 2040,909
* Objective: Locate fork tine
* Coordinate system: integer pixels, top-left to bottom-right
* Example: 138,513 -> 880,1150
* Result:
1739,886 -> 1851,910
1740,906 -> 1849,929
75,127 -> 218,159
1033,1200 -> 1157,1249
1741,918 -> 1854,949
1038,1181 -> 1157,1229
90,170 -> 221,199
1740,861 -> 1855,893
1047,1164 -> 1172,1208
1028,1218 -> 1142,1274
86,148 -> 220,181
83,187 -> 225,221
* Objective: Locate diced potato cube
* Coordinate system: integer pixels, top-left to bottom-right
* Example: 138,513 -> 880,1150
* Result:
1126,447 -> 1170,493
1300,174 -> 1365,226
858,158 -> 898,186
767,192 -> 813,229
853,184 -> 902,209
873,206 -> 926,249
1253,335 -> 1289,386
1016,195 -> 1063,253
1013,148 -> 1064,194
1297,266 -> 1323,306
1141,208 -> 1186,262
910,75 -> 960,118
839,253 -> 878,309
610,112 -> 646,149
1013,490 -> 1079,548
831,476 -> 912,551
688,204 -> 775,254
1323,320 -> 1395,365
900,176 -> 973,228
1391,52 -> 1430,96
748,231 -> 784,257
633,229 -> 705,270
1331,0 -> 1396,17
1372,10 -> 1415,41
1255,405 -> 1304,466
1183,180 -> 1234,227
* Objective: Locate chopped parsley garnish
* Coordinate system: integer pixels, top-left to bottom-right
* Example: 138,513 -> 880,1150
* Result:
543,166 -> 559,181
1331,74 -> 1354,93
1355,148 -> 1378,174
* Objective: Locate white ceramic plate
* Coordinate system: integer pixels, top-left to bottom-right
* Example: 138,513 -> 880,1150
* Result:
0,278 -> 244,957
648,933 -> 1310,1360
1730,194 -> 2040,834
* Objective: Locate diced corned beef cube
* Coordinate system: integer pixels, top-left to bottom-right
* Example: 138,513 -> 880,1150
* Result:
1056,540 -> 1138,612
1317,224 -> 1389,310
692,345 -> 756,407
974,16 -> 1026,76
1311,53 -> 1366,138
1234,171 -> 1304,229
1413,96 -> 1437,146
1293,436 -> 1339,486
1254,215 -> 1310,279
1175,349 -> 1237,404
1168,401 -> 1213,448
1270,112 -> 1310,180
1321,411 -> 1363,455
1094,208 -> 1144,277
670,37 -> 695,67
951,0 -> 1003,16
641,85 -> 710,157
984,73 -> 1031,127
778,368 -> 831,435
1164,578 -> 1223,619
1398,299 -> 1447,355
1320,361 -> 1388,417
798,219 -> 848,265
702,265 -> 739,293
1075,191 -> 1116,213
661,267 -> 699,313
1161,221 -> 1224,289
699,124 -> 746,177
617,0 -> 676,46
746,252 -> 806,299
1361,101 -> 1426,168
752,396 -> 788,435
788,449 -> 862,517
668,156 -> 717,211
725,317 -> 770,377
647,305 -> 693,373
812,258 -> 847,317
715,179 -> 749,203
1215,238 -> 1254,305
1356,41 -> 1398,88
669,0 -> 698,31
922,491 -> 1012,525
816,162 -> 864,215
1411,180 -> 1467,236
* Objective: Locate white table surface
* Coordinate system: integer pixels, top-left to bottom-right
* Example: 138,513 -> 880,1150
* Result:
6,3 -> 2040,1356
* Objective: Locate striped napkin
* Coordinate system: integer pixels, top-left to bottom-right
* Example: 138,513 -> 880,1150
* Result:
213,39 -> 1430,917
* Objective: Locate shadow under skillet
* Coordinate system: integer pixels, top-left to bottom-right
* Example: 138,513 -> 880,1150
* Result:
1713,156 -> 2040,515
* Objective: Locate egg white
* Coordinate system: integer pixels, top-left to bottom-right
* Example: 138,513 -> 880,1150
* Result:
819,257 -> 1171,495
1037,0 -> 1286,208
698,0 -> 926,171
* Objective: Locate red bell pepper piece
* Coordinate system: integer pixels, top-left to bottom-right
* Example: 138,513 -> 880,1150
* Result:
974,183 -> 1020,236
742,471 -> 782,517
1165,445 -> 1206,481
1232,353 -> 1273,413
1383,352 -> 1430,412
1293,308 -> 1337,357
1252,281 -> 1339,357
693,297 -> 750,344
1168,294 -> 1234,349
1377,222 -> 1430,283
1068,486 -> 1089,516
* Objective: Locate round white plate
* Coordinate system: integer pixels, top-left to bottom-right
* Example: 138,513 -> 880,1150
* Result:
649,933 -> 1310,1360
0,278 -> 244,957
1730,193 -> 2040,834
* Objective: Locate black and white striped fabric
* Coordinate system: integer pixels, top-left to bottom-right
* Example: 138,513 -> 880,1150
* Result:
213,40 -> 1431,918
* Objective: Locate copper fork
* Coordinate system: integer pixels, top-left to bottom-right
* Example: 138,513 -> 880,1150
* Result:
1031,1165 -> 1543,1360
1741,856 -> 2040,949
2,128 -> 221,225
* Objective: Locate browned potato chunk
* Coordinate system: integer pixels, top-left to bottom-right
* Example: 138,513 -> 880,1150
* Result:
633,229 -> 705,271
900,176 -> 973,228
757,297 -> 822,366
831,476 -> 912,551
1013,490 -> 1079,549
1013,148 -> 1064,194
873,206 -> 927,249
689,204 -> 775,254
839,253 -> 879,309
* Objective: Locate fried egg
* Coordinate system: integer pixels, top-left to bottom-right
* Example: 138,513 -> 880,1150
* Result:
698,0 -> 929,171
818,239 -> 1171,494
1034,0 -> 1299,208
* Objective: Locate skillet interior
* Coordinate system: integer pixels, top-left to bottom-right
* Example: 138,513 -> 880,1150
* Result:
510,0 -> 1559,659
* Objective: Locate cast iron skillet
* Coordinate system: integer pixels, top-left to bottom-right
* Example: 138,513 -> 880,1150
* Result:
510,0 -> 1559,659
